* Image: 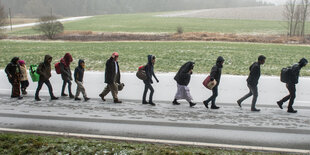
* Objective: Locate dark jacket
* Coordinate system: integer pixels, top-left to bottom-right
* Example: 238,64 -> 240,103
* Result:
74,59 -> 85,82
105,57 -> 120,84
144,55 -> 158,84
247,62 -> 261,86
5,57 -> 21,83
288,58 -> 308,85
37,55 -> 52,81
210,56 -> 224,86
174,61 -> 194,86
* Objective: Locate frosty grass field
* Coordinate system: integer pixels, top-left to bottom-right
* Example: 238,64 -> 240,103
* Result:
1,40 -> 310,76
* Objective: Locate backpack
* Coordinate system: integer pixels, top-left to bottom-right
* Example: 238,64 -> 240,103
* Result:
136,65 -> 147,80
280,66 -> 292,83
29,64 -> 40,82
55,62 -> 61,74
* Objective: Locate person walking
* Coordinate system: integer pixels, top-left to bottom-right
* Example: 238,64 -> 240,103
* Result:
35,55 -> 58,101
74,59 -> 90,101
18,60 -> 30,95
60,53 -> 74,98
142,55 -> 159,106
237,55 -> 266,112
172,61 -> 196,107
99,52 -> 122,103
277,58 -> 308,113
203,56 -> 225,109
5,57 -> 23,99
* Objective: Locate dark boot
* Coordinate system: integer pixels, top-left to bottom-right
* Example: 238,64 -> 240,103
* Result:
149,102 -> 156,106
21,88 -> 27,95
84,97 -> 90,101
172,99 -> 180,105
277,101 -> 283,109
69,93 -> 75,99
35,96 -> 41,101
142,101 -> 149,104
237,100 -> 242,107
114,99 -> 122,103
51,96 -> 59,100
287,107 -> 297,113
211,105 -> 220,109
18,96 -> 23,100
203,100 -> 209,109
75,97 -> 81,101
99,94 -> 106,101
61,93 -> 68,97
251,108 -> 261,112
189,102 -> 196,107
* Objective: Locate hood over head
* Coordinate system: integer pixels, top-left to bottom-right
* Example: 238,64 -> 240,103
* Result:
181,61 -> 195,73
78,59 -> 85,67
64,53 -> 73,63
11,57 -> 19,64
216,56 -> 225,68
147,55 -> 155,65
44,55 -> 52,63
299,58 -> 308,67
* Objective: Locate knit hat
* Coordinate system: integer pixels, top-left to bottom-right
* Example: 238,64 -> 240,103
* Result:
18,60 -> 25,65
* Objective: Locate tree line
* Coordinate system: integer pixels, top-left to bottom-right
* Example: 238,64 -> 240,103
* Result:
1,0 -> 269,17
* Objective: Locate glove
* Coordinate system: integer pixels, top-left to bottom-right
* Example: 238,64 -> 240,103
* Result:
211,77 -> 214,81
150,80 -> 153,84
156,79 -> 159,83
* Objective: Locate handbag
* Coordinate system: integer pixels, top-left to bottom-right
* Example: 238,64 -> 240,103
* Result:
203,75 -> 217,90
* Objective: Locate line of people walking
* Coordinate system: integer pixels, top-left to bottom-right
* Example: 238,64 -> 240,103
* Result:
4,53 -> 308,113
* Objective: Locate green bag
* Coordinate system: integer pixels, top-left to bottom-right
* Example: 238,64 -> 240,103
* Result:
29,65 -> 40,82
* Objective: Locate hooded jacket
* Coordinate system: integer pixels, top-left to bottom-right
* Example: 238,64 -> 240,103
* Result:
60,53 -> 73,81
247,62 -> 261,86
37,55 -> 52,81
289,58 -> 308,85
144,55 -> 158,84
105,57 -> 120,84
74,59 -> 85,82
5,57 -> 21,83
174,61 -> 195,86
210,56 -> 224,86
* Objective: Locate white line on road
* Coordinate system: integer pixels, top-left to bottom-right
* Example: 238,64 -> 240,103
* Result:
0,127 -> 309,154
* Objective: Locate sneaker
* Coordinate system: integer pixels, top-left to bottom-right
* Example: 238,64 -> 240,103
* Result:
142,101 -> 149,104
35,97 -> 41,101
84,97 -> 90,101
203,101 -> 209,109
277,101 -> 283,109
114,99 -> 122,103
99,94 -> 106,101
149,102 -> 156,106
251,108 -> 261,112
51,96 -> 59,100
75,97 -> 81,101
211,105 -> 220,109
287,108 -> 297,113
172,99 -> 180,105
61,93 -> 68,97
189,102 -> 196,107
237,100 -> 242,107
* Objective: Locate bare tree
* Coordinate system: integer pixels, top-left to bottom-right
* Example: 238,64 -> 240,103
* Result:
0,1 -> 6,29
300,0 -> 310,36
33,16 -> 64,39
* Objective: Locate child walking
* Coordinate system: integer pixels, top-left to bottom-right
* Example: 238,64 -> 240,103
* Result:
74,59 -> 90,101
18,60 -> 30,95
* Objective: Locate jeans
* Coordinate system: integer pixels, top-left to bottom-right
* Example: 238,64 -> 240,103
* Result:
35,80 -> 54,97
61,79 -> 72,95
143,83 -> 154,103
205,85 -> 218,106
278,84 -> 296,109
238,84 -> 258,109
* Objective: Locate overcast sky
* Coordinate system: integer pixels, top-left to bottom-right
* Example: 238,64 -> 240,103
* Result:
258,0 -> 286,5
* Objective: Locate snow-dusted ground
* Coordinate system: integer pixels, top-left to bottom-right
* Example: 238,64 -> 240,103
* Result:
0,16 -> 92,30
0,70 -> 309,107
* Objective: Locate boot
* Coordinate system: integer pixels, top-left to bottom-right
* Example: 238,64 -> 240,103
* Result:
51,96 -> 59,100
277,101 -> 283,109
21,88 -> 27,95
61,93 -> 68,97
211,105 -> 220,109
114,99 -> 122,103
287,107 -> 297,113
189,102 -> 196,107
149,102 -> 156,106
99,94 -> 106,101
18,96 -> 23,100
237,100 -> 242,107
75,97 -> 81,101
35,96 -> 41,101
69,93 -> 75,99
142,101 -> 149,104
172,99 -> 180,105
251,108 -> 261,112
84,97 -> 90,101
203,100 -> 209,109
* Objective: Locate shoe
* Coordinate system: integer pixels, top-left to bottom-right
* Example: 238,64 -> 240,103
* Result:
189,102 -> 196,107
114,99 -> 122,103
51,96 -> 59,100
99,94 -> 106,101
149,102 -> 156,106
18,96 -> 23,100
35,97 -> 41,101
61,93 -> 68,97
287,108 -> 297,113
69,94 -> 75,99
203,100 -> 209,109
251,108 -> 261,112
142,101 -> 149,104
277,101 -> 283,109
22,89 -> 27,95
75,97 -> 81,101
172,99 -> 180,105
237,100 -> 242,107
84,97 -> 90,101
211,105 -> 220,109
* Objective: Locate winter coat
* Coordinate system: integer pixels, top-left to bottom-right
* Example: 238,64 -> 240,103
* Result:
105,57 -> 120,84
74,59 -> 85,82
37,55 -> 52,81
247,62 -> 261,86
19,65 -> 28,81
174,61 -> 194,86
5,57 -> 21,83
210,56 -> 224,86
288,58 -> 308,85
144,55 -> 158,84
60,53 -> 73,81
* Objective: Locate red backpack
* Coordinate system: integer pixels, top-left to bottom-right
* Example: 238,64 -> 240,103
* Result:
55,62 -> 61,74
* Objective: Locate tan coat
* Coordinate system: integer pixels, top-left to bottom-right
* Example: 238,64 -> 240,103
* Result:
20,65 -> 28,81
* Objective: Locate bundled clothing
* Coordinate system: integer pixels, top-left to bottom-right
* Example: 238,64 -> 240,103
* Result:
278,58 -> 308,113
18,60 -> 29,95
173,61 -> 195,106
203,56 -> 224,109
60,53 -> 73,97
74,59 -> 88,100
5,57 -> 22,98
142,55 -> 159,105
35,55 -> 57,100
